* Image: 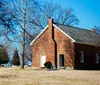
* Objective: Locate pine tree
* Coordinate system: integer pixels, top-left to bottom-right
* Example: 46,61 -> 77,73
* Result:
12,49 -> 20,66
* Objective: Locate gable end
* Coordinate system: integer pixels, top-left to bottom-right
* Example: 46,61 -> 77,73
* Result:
30,24 -> 76,45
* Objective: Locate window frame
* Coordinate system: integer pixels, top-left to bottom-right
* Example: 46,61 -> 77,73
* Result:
59,54 -> 64,67
80,51 -> 84,63
95,53 -> 99,64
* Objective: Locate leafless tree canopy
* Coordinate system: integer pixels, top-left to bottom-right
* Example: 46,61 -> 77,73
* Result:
36,1 -> 79,27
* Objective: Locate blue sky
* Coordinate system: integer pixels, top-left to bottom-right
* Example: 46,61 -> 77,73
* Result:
45,0 -> 100,30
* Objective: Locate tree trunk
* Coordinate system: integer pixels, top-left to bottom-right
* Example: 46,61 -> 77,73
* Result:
20,28 -> 25,69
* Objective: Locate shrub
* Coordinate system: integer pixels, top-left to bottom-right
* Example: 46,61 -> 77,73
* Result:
44,61 -> 52,69
0,46 -> 9,64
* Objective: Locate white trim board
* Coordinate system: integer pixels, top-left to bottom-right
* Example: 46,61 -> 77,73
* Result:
30,25 -> 48,45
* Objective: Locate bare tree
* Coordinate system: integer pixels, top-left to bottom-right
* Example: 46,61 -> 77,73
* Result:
0,0 -> 40,69
55,8 -> 79,26
11,0 -> 41,69
36,1 -> 79,27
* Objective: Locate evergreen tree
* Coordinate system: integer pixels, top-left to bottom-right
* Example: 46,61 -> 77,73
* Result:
12,49 -> 20,66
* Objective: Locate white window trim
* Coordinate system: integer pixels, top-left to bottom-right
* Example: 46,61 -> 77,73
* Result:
95,53 -> 99,64
80,51 -> 84,63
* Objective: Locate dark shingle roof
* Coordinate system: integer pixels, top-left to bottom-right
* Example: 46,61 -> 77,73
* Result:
56,24 -> 100,46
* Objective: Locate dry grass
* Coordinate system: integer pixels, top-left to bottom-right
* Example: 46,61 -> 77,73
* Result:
0,67 -> 100,85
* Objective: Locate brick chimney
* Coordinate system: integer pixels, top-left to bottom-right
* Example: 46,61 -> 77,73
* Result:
90,28 -> 95,32
48,18 -> 54,42
47,18 -> 57,69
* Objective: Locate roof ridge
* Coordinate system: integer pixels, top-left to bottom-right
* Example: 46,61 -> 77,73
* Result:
56,24 -> 99,36
55,24 -> 89,31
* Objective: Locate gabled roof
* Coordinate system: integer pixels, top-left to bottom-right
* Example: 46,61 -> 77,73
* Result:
30,24 -> 75,45
55,24 -> 100,46
30,24 -> 100,46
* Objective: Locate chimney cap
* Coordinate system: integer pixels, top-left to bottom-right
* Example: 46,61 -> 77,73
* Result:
48,18 -> 53,21
48,18 -> 54,25
90,28 -> 95,32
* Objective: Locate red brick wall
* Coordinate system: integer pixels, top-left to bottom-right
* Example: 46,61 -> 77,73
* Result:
74,43 -> 100,69
32,25 -> 56,67
31,25 -> 74,68
54,27 -> 74,68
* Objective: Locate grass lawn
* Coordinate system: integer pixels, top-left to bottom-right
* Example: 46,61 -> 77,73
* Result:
0,67 -> 100,85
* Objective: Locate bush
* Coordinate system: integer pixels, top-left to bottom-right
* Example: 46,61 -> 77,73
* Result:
0,46 -> 9,64
44,61 -> 52,69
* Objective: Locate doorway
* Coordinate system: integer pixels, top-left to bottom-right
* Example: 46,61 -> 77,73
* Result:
59,54 -> 64,67
40,56 -> 46,67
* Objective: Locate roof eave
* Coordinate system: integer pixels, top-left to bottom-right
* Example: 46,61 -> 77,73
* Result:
74,41 -> 100,47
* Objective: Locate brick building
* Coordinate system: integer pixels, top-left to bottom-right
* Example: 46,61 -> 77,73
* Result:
30,19 -> 100,69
